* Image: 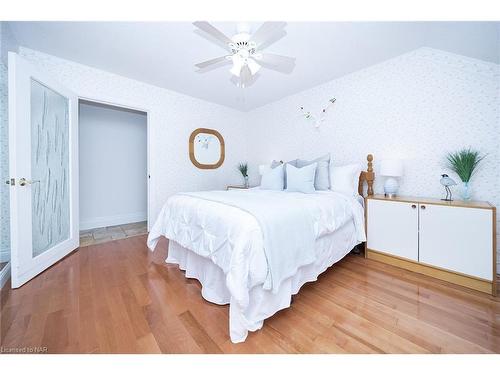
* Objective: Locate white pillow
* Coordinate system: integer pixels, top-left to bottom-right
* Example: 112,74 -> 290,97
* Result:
296,154 -> 330,191
260,164 -> 284,190
286,163 -> 317,194
330,163 -> 363,196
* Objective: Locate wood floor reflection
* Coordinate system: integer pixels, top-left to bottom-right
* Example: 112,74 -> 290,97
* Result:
1,234 -> 499,353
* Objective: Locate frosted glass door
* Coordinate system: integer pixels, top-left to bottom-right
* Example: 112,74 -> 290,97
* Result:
31,80 -> 70,257
8,53 -> 79,288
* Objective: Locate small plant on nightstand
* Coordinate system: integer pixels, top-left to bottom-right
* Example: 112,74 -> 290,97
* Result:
237,162 -> 249,188
446,148 -> 485,201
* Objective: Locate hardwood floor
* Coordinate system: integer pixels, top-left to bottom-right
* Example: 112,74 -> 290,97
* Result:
1,234 -> 499,353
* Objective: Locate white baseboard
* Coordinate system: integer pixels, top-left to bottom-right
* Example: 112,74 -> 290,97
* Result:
80,212 -> 147,231
0,262 -> 10,289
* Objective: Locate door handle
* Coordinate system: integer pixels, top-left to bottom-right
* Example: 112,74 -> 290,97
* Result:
420,205 -> 426,210
411,204 -> 416,209
19,178 -> 40,187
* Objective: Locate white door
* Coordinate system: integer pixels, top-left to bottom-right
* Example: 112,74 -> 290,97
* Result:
8,52 -> 79,288
367,199 -> 419,261
419,204 -> 493,280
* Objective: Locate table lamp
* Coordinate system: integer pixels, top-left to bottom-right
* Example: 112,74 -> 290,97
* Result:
380,159 -> 403,198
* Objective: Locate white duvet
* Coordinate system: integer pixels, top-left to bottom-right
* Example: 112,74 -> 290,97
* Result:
179,189 -> 319,294
147,189 -> 366,310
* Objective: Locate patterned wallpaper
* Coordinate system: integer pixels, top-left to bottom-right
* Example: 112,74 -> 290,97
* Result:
245,48 -> 500,265
4,46 -> 500,269
19,47 -> 248,227
1,22 -> 18,264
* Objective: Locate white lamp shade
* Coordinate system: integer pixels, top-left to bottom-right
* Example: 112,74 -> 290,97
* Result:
259,164 -> 271,176
380,159 -> 403,177
247,58 -> 261,75
230,55 -> 243,77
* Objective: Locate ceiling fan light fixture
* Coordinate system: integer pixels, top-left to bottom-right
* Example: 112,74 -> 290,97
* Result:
230,55 -> 261,77
232,32 -> 251,44
247,58 -> 261,75
193,21 -> 294,88
230,55 -> 244,76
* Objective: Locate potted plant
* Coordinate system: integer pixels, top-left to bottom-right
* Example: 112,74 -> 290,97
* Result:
446,148 -> 485,201
237,162 -> 249,188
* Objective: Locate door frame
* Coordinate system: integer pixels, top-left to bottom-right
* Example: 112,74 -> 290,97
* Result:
77,96 -> 151,231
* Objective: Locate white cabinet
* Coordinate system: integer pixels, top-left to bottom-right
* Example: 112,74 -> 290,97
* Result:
419,204 -> 493,280
366,195 -> 496,295
367,199 -> 418,261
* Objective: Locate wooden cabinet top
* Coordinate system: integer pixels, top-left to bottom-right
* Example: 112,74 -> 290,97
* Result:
226,185 -> 250,190
366,194 -> 494,210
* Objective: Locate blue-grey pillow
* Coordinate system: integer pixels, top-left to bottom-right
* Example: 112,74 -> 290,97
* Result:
296,154 -> 330,190
272,159 -> 298,189
260,163 -> 284,190
285,163 -> 317,194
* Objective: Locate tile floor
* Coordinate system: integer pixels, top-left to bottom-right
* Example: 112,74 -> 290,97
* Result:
79,221 -> 148,247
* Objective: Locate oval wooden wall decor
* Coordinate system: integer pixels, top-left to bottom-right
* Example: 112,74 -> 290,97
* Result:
189,128 -> 225,169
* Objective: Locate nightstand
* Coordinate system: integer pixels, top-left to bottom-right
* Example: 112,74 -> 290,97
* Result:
365,194 -> 496,295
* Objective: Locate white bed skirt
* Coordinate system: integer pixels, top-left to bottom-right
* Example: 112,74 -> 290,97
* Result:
166,220 -> 360,343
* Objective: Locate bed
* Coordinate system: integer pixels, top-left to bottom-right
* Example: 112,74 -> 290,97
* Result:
147,154 -> 374,343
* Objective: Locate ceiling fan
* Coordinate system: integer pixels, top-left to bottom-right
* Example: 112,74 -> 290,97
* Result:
193,21 -> 296,88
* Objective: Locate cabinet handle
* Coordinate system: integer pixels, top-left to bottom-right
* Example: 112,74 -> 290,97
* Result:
411,204 -> 416,209
421,205 -> 426,210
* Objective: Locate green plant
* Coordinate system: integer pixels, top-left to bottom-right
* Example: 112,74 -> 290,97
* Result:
237,162 -> 248,178
446,148 -> 485,183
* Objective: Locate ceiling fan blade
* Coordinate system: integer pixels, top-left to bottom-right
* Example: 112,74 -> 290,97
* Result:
253,53 -> 296,73
255,29 -> 287,50
239,65 -> 252,88
250,22 -> 287,47
193,21 -> 233,46
195,56 -> 229,69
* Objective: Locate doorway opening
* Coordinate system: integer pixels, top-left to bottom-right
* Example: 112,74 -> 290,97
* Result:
78,99 -> 149,246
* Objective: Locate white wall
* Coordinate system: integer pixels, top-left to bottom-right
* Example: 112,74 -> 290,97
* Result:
0,22 -> 18,271
19,47 -> 248,226
245,47 -> 500,267
0,50 -> 8,265
79,102 -> 147,230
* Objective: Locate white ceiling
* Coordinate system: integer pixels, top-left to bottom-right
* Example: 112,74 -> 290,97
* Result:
8,21 -> 500,111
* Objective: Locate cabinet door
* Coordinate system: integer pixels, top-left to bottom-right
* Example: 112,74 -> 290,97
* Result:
419,204 -> 493,280
367,199 -> 419,261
